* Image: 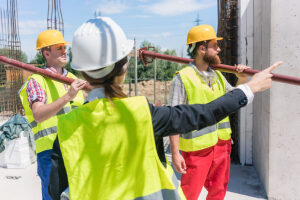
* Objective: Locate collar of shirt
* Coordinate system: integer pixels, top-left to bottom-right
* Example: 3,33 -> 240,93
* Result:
84,87 -> 106,103
189,63 -> 219,86
44,66 -> 68,76
44,66 -> 69,91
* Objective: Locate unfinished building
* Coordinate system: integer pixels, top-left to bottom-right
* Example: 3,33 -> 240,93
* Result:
0,0 -> 23,121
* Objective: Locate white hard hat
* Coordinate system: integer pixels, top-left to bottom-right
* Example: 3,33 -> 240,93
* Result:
71,17 -> 133,77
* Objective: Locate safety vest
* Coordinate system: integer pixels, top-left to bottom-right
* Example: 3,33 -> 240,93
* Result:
178,66 -> 231,152
58,96 -> 186,200
19,72 -> 84,153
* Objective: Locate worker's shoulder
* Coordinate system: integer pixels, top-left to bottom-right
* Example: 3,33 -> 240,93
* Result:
214,70 -> 226,79
178,65 -> 192,72
29,73 -> 46,82
66,71 -> 78,79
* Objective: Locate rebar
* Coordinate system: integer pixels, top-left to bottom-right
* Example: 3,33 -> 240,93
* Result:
0,0 -> 23,120
47,0 -> 64,34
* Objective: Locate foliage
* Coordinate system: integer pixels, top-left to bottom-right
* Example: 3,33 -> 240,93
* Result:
29,51 -> 46,68
0,48 -> 28,63
126,40 -> 184,82
21,51 -> 28,63
65,47 -> 79,76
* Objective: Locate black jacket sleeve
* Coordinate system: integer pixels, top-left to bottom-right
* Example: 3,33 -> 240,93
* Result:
150,88 -> 248,137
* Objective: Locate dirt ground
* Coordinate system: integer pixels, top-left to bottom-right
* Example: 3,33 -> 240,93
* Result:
123,79 -> 172,104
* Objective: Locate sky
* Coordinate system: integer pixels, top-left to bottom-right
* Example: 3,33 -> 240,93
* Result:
3,0 -> 218,61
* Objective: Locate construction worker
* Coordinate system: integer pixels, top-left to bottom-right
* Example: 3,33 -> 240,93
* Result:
48,17 -> 281,200
168,24 -> 255,200
19,30 -> 85,200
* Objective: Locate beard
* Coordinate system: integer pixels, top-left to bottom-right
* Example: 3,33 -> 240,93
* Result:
203,52 -> 221,65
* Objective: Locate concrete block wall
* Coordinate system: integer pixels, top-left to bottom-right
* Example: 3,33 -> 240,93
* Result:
252,0 -> 271,195
248,0 -> 300,199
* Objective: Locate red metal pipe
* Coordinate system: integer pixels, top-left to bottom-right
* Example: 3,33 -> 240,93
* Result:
139,48 -> 300,86
0,55 -> 92,91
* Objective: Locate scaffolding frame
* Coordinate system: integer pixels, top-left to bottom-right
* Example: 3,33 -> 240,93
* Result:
0,0 -> 23,120
47,0 -> 64,34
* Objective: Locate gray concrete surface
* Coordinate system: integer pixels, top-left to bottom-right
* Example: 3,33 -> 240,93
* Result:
171,164 -> 267,200
251,0 -> 300,199
0,162 -> 266,200
0,163 -> 41,200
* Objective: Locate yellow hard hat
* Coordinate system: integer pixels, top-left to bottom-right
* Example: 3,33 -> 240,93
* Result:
36,30 -> 70,50
186,25 -> 223,45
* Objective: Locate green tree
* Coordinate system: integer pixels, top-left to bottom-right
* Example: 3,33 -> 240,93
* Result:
21,51 -> 28,63
0,48 -> 28,63
126,40 -> 184,82
29,52 -> 46,68
65,47 -> 79,76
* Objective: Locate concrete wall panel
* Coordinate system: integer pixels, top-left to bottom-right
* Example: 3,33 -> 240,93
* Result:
252,0 -> 271,194
268,0 -> 300,199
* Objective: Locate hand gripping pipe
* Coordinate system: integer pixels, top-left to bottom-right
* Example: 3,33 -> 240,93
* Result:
0,55 -> 92,91
138,47 -> 300,86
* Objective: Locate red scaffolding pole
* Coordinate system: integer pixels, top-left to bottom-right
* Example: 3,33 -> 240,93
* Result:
138,48 -> 300,86
0,55 -> 92,90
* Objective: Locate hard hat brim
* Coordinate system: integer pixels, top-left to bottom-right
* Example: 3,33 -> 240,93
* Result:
186,37 -> 223,45
36,42 -> 71,50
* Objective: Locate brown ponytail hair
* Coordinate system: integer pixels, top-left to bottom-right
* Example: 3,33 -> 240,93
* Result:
82,56 -> 128,101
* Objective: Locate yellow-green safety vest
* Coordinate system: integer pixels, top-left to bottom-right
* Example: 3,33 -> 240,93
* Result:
19,72 -> 84,153
58,96 -> 186,200
178,66 -> 231,152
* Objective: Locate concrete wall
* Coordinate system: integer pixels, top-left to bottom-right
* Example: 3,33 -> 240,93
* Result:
252,0 -> 271,195
238,0 -> 254,166
268,0 -> 300,199
248,0 -> 300,199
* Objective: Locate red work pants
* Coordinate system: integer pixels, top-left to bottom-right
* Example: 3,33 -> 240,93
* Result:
181,139 -> 231,200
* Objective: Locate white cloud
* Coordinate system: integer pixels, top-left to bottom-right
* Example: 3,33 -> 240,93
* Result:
19,20 -> 46,35
95,0 -> 128,15
147,0 -> 216,16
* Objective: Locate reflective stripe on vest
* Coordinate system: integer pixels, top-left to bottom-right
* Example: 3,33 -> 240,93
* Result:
19,72 -> 84,153
56,107 -> 71,116
58,96 -> 186,200
180,124 -> 217,139
178,66 -> 231,152
218,122 -> 231,129
34,126 -> 57,141
30,107 -> 71,129
71,105 -> 78,109
30,120 -> 37,129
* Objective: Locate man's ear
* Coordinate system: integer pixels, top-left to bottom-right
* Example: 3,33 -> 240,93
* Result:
199,45 -> 206,51
44,50 -> 50,58
197,45 -> 206,55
